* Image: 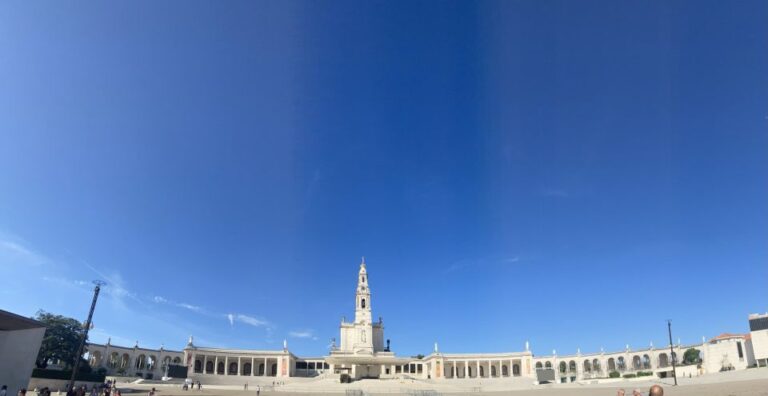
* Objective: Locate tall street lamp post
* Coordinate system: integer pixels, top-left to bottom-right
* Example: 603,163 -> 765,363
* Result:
68,280 -> 106,391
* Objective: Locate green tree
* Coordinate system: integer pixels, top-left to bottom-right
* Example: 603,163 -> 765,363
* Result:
683,348 -> 701,365
33,310 -> 87,369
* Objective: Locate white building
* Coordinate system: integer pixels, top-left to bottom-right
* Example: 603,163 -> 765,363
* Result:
0,310 -> 46,394
748,313 -> 768,367
83,341 -> 184,379
80,260 -> 767,384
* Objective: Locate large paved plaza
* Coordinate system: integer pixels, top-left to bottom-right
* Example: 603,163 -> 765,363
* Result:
113,368 -> 768,395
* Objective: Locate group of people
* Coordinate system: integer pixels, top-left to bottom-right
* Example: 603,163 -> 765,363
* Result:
241,384 -> 260,395
181,380 -> 201,391
618,385 -> 664,396
1,381 -> 120,396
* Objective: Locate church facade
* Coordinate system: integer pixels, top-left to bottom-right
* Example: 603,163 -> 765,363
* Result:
81,259 -> 765,383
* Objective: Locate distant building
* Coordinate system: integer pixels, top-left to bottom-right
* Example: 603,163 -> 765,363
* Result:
0,310 -> 46,394
749,313 -> 768,367
77,261 -> 768,383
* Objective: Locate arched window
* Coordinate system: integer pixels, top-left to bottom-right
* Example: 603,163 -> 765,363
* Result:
545,361 -> 552,369
559,361 -> 567,373
502,365 -> 508,376
617,357 -> 626,371
535,362 -> 543,369
243,362 -> 252,375
607,358 -> 616,371
642,354 -> 651,369
583,360 -> 591,372
513,364 -> 520,376
659,353 -> 669,368
479,366 -> 484,377
271,363 -> 278,376
491,365 -> 497,377
569,360 -> 576,373
593,359 -> 601,372
206,361 -> 214,373
217,361 -> 225,374
258,363 -> 265,376
361,298 -> 366,308
229,362 -> 238,375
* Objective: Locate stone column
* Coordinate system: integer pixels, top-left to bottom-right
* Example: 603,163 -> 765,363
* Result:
263,357 -> 267,376
251,357 -> 255,376
464,360 -> 468,378
237,357 -> 241,376
476,360 -> 480,378
225,356 -> 229,375
214,356 -> 219,375
201,355 -> 205,374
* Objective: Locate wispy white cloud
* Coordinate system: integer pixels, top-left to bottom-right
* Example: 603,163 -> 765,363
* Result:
153,295 -> 202,312
289,329 -> 317,340
227,314 -> 235,326
0,238 -> 50,266
236,314 -> 269,328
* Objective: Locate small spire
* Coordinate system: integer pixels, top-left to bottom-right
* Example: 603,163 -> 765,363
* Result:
361,256 -> 366,266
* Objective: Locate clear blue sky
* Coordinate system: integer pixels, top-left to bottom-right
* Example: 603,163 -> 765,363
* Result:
1,0 -> 767,358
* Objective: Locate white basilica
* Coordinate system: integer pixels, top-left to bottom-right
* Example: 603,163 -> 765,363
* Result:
81,259 -> 768,384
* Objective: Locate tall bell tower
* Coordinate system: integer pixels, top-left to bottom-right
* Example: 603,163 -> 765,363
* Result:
355,257 -> 372,324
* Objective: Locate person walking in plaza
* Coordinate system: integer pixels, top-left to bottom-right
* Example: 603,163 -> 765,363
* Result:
255,386 -> 259,396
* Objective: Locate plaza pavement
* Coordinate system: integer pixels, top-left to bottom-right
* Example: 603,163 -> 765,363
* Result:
117,368 -> 768,396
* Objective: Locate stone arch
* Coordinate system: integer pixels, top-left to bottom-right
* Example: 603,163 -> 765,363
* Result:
632,355 -> 641,370
361,298 -> 366,309
583,360 -> 591,372
194,360 -> 202,373
258,363 -> 265,376
135,354 -> 146,370
592,359 -> 601,373
502,365 -> 508,377
535,362 -> 543,369
120,353 -> 130,369
206,360 -> 214,373
559,361 -> 566,373
491,365 -> 497,377
162,356 -> 171,370
229,362 -> 238,375
217,361 -> 224,374
607,358 -> 616,371
642,354 -> 651,369
173,357 -> 181,364
109,352 -> 119,368
89,351 -> 103,367
545,361 -> 552,369
479,366 -> 484,377
467,366 -> 473,378
513,364 -> 520,376
147,355 -> 157,371
658,353 -> 669,368
243,362 -> 252,376
671,352 -> 678,365
568,360 -> 576,373
617,356 -> 626,371
270,363 -> 277,376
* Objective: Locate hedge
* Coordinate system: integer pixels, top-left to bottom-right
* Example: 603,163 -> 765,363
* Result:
637,371 -> 653,377
608,371 -> 621,378
31,369 -> 106,383
623,374 -> 636,378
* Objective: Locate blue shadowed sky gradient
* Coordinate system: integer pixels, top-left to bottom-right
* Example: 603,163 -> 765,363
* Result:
1,1 -> 767,357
